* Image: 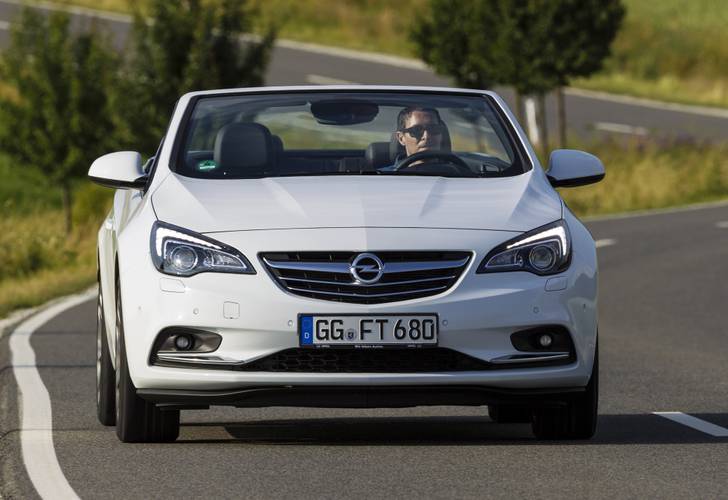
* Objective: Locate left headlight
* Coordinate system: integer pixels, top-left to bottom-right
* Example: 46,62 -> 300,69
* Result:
150,221 -> 255,277
477,220 -> 571,275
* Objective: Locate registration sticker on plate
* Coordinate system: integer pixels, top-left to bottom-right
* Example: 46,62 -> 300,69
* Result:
299,314 -> 438,347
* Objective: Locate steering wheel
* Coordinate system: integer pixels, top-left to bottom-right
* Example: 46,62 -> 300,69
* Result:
393,150 -> 472,174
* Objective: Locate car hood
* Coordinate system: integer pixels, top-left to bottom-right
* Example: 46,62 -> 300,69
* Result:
151,172 -> 562,233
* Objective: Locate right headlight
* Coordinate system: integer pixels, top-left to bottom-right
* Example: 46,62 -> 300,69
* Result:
477,220 -> 571,275
150,221 -> 255,277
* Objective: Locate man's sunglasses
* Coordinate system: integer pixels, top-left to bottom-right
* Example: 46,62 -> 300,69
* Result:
400,123 -> 445,141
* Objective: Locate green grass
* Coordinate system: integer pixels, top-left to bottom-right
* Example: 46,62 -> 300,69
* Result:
559,138 -> 728,215
50,0 -> 728,108
0,154 -> 111,318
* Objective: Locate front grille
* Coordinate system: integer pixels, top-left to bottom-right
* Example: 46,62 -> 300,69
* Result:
236,348 -> 492,372
261,251 -> 471,304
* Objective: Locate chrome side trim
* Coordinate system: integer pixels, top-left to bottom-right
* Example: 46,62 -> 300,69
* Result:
156,353 -> 239,365
490,352 -> 571,364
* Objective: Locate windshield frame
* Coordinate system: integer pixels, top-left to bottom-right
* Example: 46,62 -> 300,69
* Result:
169,88 -> 533,179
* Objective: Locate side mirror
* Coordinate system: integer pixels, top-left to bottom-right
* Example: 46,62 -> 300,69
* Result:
88,151 -> 147,189
546,149 -> 605,188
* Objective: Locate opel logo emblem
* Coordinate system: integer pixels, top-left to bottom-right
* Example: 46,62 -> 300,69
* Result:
350,253 -> 384,284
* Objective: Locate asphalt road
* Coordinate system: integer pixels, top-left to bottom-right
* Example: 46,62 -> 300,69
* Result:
0,0 -> 728,142
2,203 -> 728,499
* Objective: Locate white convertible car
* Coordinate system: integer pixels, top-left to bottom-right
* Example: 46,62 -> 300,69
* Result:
89,86 -> 604,442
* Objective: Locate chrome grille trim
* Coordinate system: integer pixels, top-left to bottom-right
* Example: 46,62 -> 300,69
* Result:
279,274 -> 458,288
286,284 -> 449,299
261,251 -> 472,304
263,257 -> 470,275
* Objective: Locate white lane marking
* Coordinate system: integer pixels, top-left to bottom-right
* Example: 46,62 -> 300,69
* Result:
715,221 -> 728,228
566,87 -> 728,120
654,412 -> 728,437
278,39 -> 428,71
595,238 -> 617,248
9,288 -> 95,500
594,122 -> 648,136
306,74 -> 356,85
0,19 -> 9,30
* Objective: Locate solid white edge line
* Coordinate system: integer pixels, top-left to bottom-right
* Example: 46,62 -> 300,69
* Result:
654,412 -> 728,437
715,221 -> 728,229
9,288 -> 96,500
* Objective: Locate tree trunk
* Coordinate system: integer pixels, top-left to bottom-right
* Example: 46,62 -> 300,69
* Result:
537,93 -> 549,163
61,183 -> 73,235
515,92 -> 525,126
557,87 -> 567,149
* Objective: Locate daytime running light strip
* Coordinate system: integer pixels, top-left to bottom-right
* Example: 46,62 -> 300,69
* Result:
155,227 -> 222,257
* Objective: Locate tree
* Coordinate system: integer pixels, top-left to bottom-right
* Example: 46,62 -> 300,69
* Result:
0,8 -> 119,233
544,0 -> 625,147
114,0 -> 276,155
411,0 -> 624,155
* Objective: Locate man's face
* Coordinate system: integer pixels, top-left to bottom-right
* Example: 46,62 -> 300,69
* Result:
397,110 -> 443,156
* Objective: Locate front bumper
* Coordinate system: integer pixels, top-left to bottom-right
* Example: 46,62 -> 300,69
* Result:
117,224 -> 598,393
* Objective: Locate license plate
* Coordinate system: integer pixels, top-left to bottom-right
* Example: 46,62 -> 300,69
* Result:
299,314 -> 438,347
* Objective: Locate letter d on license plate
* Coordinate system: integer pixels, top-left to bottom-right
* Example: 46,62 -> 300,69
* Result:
299,314 -> 438,347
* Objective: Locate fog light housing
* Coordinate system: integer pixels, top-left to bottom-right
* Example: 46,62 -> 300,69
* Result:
174,334 -> 194,351
151,327 -> 222,357
510,326 -> 574,353
538,334 -> 553,348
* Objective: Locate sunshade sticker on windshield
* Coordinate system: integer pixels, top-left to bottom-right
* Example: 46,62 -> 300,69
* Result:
196,160 -> 218,172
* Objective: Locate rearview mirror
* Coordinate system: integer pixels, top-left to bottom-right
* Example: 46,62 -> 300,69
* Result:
88,151 -> 147,189
311,99 -> 379,125
546,149 -> 605,188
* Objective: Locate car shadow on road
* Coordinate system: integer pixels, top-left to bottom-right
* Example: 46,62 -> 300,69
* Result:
176,413 -> 728,446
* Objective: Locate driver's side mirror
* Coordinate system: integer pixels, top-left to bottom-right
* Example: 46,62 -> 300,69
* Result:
546,149 -> 605,188
88,151 -> 147,189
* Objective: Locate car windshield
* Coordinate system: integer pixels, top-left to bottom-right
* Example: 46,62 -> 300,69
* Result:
175,91 -> 528,179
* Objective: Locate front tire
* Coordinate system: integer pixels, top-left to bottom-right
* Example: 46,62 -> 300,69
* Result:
114,278 -> 179,443
96,282 -> 116,426
531,346 -> 599,440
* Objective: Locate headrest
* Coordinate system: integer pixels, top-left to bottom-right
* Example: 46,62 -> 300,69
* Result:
271,134 -> 284,155
214,123 -> 273,175
365,142 -> 392,169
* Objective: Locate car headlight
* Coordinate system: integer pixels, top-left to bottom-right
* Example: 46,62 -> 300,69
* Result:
150,221 -> 255,276
477,220 -> 571,275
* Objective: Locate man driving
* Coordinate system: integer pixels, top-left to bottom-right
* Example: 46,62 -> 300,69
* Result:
395,106 -> 445,159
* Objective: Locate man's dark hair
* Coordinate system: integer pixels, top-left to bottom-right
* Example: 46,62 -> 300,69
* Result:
397,107 -> 442,130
